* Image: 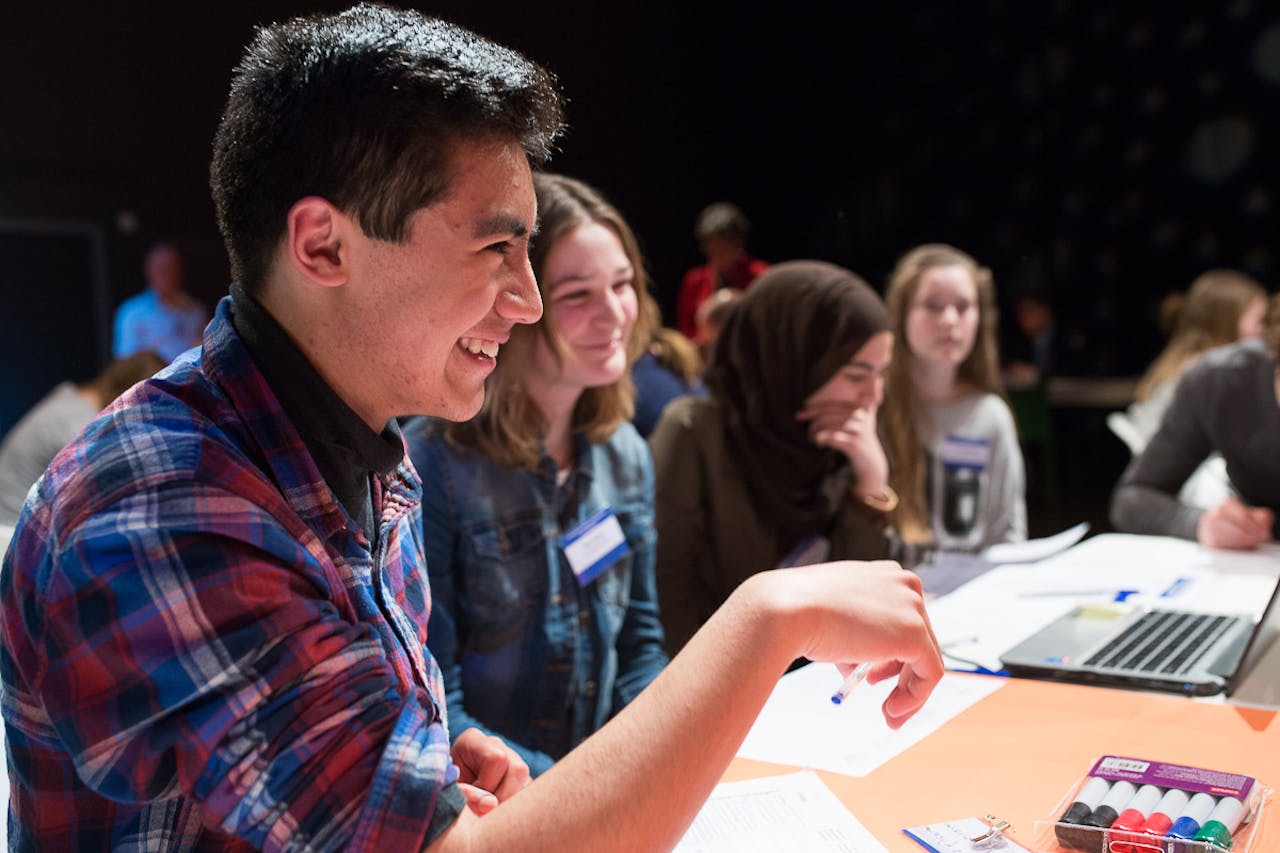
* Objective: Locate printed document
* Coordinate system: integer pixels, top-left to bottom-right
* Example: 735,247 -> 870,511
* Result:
674,770 -> 887,852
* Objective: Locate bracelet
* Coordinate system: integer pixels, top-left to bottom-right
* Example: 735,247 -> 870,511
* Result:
861,485 -> 899,513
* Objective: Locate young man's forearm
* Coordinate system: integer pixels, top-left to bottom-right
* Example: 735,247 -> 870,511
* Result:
432,561 -> 941,852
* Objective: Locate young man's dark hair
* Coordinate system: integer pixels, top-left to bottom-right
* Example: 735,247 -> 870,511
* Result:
210,2 -> 564,294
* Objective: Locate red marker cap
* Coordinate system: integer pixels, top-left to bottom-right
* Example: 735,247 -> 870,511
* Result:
1139,812 -> 1174,836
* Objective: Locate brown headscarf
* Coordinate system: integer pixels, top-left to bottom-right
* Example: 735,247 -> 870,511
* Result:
704,260 -> 890,551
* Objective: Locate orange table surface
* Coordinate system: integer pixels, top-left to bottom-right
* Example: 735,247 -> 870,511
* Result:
722,674 -> 1279,852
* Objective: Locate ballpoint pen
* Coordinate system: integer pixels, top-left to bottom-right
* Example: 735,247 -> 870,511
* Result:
830,661 -> 873,705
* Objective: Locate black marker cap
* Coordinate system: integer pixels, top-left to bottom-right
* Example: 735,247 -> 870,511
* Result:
1059,802 -> 1093,824
1086,804 -> 1120,828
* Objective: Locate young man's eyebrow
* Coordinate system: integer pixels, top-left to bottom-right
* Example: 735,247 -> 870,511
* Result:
472,213 -> 532,239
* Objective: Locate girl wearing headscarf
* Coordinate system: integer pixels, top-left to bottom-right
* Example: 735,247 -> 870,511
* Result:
650,260 -> 896,654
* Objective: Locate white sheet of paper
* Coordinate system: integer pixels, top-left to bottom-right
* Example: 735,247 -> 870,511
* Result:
736,665 -> 1003,777
981,521 -> 1089,564
674,770 -> 887,853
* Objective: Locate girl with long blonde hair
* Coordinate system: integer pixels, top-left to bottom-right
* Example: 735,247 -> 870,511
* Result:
881,244 -> 1026,551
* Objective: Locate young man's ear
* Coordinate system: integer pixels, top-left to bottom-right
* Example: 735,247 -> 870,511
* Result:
284,197 -> 356,288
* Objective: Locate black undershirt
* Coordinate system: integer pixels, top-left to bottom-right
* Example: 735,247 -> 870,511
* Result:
229,284 -> 403,544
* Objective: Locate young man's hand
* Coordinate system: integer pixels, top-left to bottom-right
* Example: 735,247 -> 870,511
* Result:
745,560 -> 943,729
451,729 -> 531,815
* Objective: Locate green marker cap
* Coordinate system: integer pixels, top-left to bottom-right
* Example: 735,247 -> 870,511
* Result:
1192,819 -> 1233,849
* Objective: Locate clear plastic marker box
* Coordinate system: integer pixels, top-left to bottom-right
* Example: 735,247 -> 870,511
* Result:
1032,755 -> 1271,853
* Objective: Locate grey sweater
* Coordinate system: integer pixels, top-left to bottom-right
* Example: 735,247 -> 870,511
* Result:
1111,338 -> 1280,540
0,383 -> 99,526
917,392 -> 1027,552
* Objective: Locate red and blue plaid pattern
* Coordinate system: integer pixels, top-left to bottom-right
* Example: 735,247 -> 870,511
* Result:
1,299 -> 460,850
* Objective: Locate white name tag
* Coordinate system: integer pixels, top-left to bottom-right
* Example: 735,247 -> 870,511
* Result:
561,507 -> 629,586
940,434 -> 991,469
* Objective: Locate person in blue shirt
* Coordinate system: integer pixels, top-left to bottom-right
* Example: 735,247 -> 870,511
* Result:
630,291 -> 704,437
405,173 -> 668,775
112,243 -> 210,361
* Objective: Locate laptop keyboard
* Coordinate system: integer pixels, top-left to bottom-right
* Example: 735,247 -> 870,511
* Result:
1084,610 -> 1243,675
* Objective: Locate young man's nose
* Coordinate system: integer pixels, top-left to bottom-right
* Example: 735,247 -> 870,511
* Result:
498,256 -> 543,324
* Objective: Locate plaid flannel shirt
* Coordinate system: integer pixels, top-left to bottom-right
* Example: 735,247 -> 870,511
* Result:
1,298 -> 462,850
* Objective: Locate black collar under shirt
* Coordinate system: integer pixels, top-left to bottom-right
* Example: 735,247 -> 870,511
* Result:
229,283 -> 404,545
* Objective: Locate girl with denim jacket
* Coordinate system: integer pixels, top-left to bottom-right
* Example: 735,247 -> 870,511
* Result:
405,174 -> 667,776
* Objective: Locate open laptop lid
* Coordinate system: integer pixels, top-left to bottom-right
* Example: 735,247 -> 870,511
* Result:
1226,570 -> 1280,703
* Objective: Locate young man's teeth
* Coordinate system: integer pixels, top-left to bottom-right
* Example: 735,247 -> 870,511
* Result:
461,339 -> 499,358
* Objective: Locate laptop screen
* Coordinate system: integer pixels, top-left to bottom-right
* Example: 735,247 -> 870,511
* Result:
1226,572 -> 1280,694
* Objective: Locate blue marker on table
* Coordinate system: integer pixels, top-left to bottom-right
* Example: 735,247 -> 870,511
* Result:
830,662 -> 873,705
1165,792 -> 1217,842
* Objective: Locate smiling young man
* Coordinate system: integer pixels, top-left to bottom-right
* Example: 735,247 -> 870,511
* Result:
1,6 -> 942,851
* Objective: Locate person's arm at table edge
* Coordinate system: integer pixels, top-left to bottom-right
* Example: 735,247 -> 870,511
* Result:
427,559 -> 943,852
1110,369 -> 1216,541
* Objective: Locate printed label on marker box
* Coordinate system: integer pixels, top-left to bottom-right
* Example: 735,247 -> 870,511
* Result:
1087,755 -> 1255,800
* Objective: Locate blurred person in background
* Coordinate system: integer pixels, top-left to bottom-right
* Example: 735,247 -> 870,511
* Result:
632,291 -> 704,437
675,202 -> 767,339
881,244 -> 1026,553
113,243 -> 210,361
0,351 -> 165,526
1127,270 -> 1267,442
1111,293 -> 1280,550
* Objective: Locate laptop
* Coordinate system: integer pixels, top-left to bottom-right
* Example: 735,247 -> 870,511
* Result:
999,573 -> 1280,697
1229,582 -> 1280,708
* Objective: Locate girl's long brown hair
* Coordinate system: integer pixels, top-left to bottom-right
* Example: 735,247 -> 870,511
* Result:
881,244 -> 1002,543
445,173 -> 655,469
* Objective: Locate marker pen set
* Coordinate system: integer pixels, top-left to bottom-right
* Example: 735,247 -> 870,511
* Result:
1037,755 -> 1268,853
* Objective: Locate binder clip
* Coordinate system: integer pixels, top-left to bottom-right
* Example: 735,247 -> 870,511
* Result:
970,814 -> 1014,848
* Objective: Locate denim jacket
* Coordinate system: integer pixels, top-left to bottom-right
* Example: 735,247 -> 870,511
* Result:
404,417 -> 668,776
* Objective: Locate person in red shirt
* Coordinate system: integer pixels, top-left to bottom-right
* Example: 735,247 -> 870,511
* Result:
676,202 -> 768,338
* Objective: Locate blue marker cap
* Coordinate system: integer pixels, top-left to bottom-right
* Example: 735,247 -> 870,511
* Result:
1166,792 -> 1218,841
1166,815 -> 1202,840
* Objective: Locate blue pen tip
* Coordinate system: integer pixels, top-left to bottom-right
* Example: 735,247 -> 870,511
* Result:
831,695 -> 842,705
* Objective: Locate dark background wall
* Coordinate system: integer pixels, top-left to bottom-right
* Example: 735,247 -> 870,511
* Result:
2,2 -> 1279,435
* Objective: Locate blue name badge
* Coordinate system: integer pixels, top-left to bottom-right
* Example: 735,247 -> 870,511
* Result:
560,507 -> 630,587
